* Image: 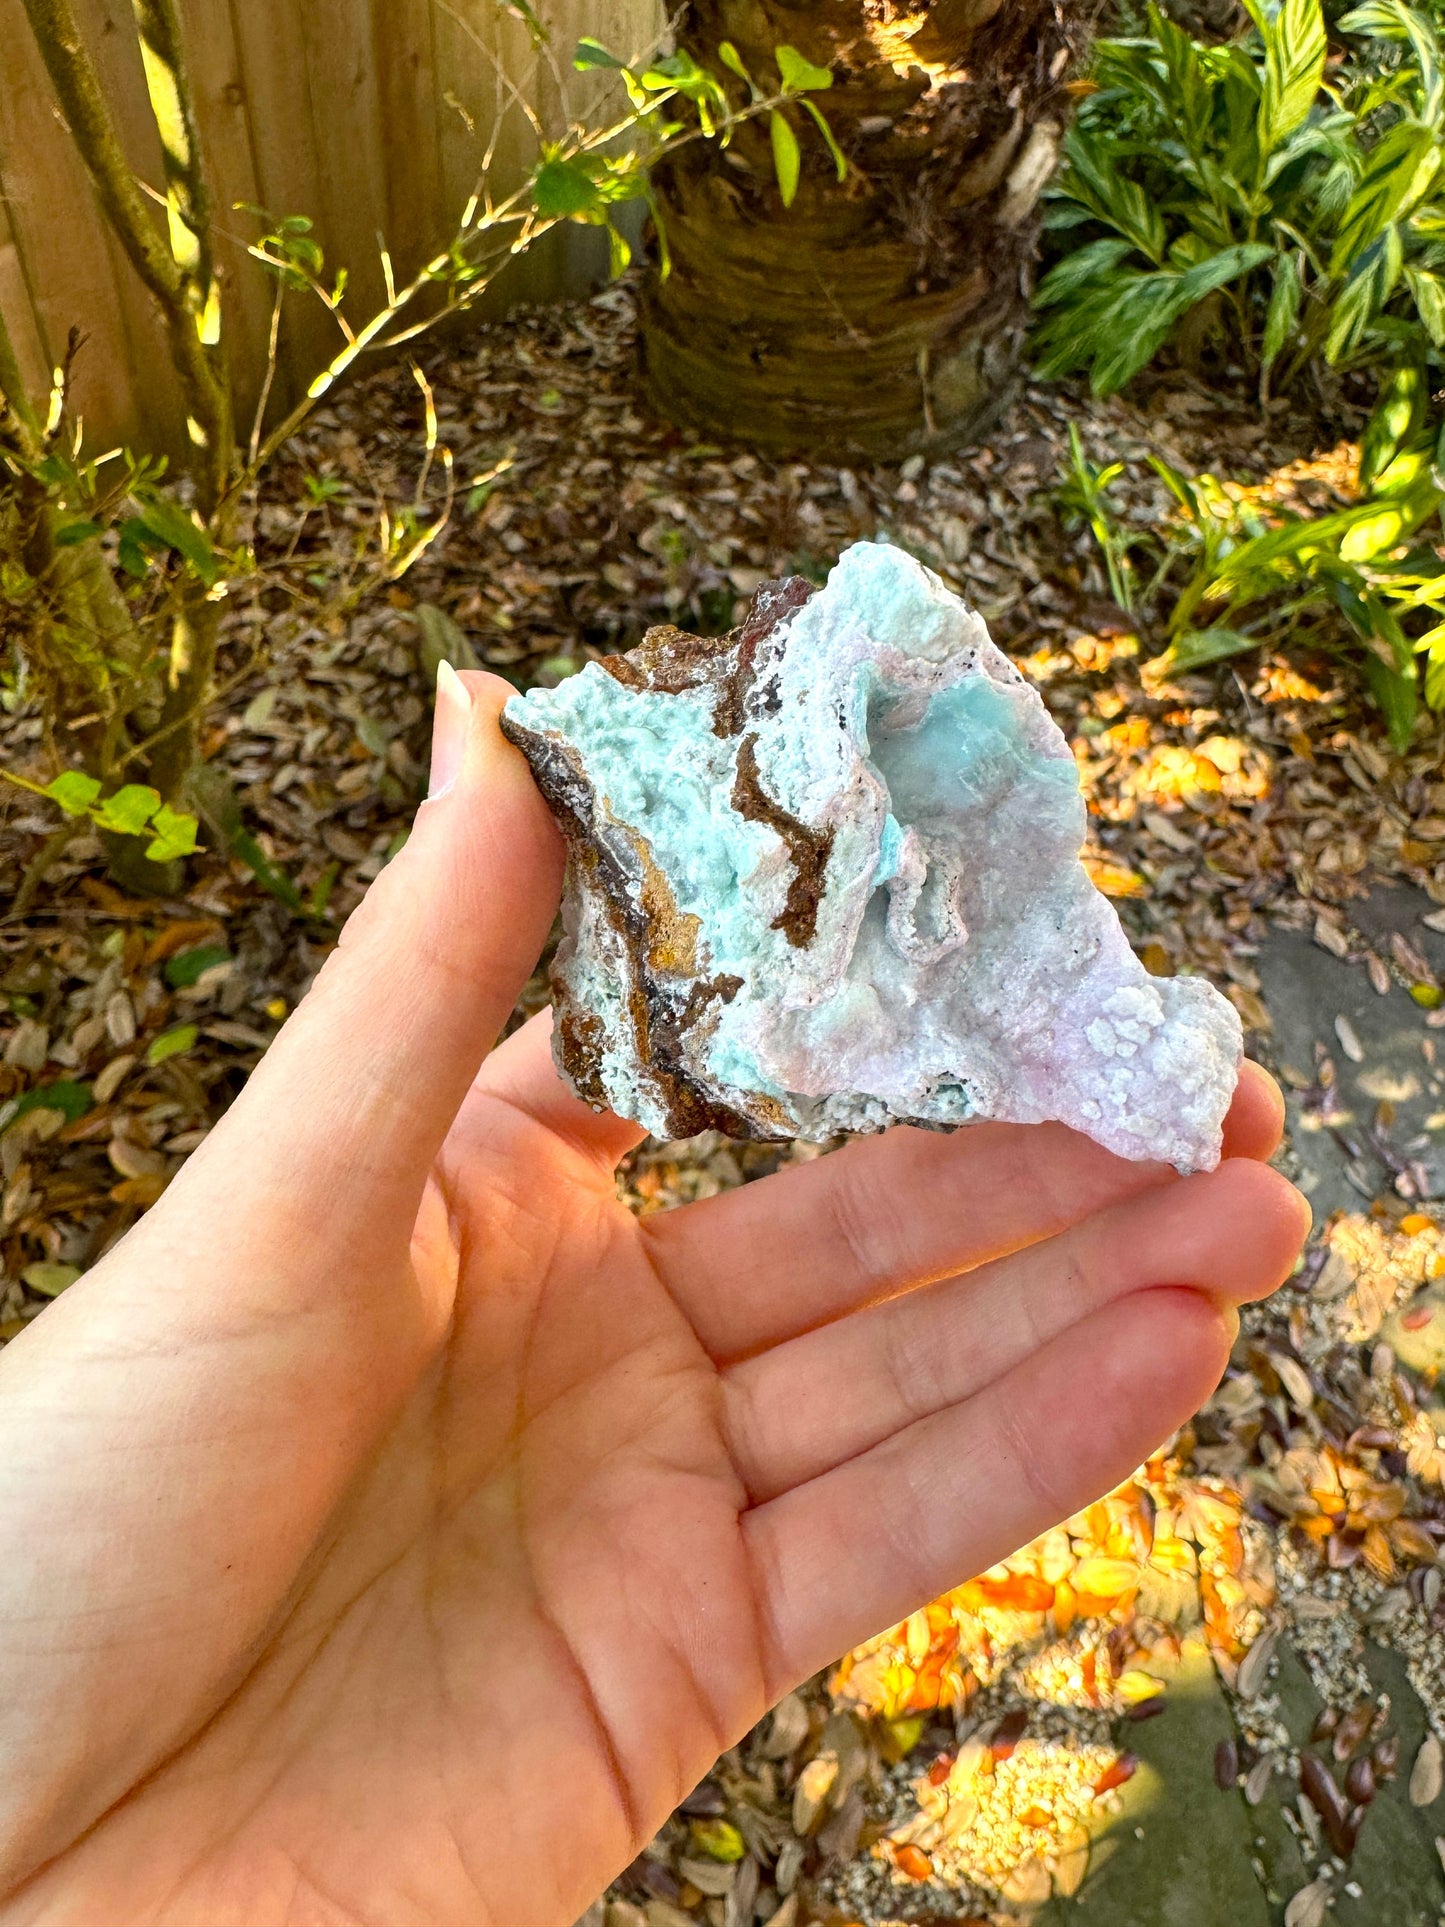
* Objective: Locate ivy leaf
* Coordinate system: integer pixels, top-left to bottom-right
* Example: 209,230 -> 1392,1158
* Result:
770,109 -> 802,206
775,44 -> 832,92
94,785 -> 162,837
146,804 -> 200,864
45,770 -> 102,816
146,1024 -> 199,1067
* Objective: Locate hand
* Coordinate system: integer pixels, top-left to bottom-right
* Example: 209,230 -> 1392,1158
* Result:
0,674 -> 1308,1927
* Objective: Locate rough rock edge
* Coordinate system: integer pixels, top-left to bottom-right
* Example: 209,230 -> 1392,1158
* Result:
499,577 -> 816,1139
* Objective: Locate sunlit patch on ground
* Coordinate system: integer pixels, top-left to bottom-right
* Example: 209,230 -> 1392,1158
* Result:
826,1456 -> 1271,1908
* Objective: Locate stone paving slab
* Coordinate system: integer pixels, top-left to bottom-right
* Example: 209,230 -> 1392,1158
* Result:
1257,887 -> 1445,1223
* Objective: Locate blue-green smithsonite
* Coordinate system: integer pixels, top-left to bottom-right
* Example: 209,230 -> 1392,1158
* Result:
500,542 -> 1241,1170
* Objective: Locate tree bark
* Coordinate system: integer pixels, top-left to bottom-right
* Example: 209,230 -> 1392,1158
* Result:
639,0 -> 1090,460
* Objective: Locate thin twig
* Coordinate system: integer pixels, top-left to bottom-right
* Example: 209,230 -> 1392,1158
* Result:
248,286 -> 284,471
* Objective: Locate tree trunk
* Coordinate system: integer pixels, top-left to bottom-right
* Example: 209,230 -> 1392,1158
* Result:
639,0 -> 1089,460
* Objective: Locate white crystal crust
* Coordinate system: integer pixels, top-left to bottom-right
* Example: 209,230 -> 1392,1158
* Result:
504,542 -> 1242,1171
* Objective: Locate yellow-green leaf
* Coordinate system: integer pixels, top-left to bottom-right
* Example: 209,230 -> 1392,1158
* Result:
22,1261 -> 80,1298
94,785 -> 162,837
45,770 -> 102,816
690,1818 -> 747,1862
146,1024 -> 199,1066
776,43 -> 832,92
770,109 -> 801,206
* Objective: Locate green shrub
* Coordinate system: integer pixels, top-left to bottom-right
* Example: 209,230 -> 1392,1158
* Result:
1034,0 -> 1445,397
1061,371 -> 1445,746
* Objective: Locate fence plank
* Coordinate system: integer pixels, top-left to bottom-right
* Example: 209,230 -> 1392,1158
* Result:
176,0 -> 275,442
75,0 -> 181,449
0,7 -> 140,442
226,0 -> 336,412
299,0 -> 389,325
0,184 -> 49,408
0,0 -> 660,453
374,0 -> 444,286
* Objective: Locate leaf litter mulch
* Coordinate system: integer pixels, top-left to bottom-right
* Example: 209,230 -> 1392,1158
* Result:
5,283 -> 1445,1926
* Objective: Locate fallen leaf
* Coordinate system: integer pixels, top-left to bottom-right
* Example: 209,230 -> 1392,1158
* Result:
1411,1732 -> 1443,1807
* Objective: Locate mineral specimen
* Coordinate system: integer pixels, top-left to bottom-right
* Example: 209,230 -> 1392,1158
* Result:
500,541 -> 1241,1170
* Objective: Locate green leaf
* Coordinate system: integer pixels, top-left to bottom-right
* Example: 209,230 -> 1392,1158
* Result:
416,602 -> 480,680
530,155 -> 601,219
136,494 -> 220,588
1261,250 -> 1302,368
770,109 -> 801,206
717,40 -> 752,85
1055,123 -> 1168,262
164,944 -> 231,989
232,828 -> 304,913
572,37 -> 625,69
1327,226 -> 1404,361
22,1261 -> 80,1298
117,518 -> 153,579
93,784 -> 161,837
691,1818 -> 748,1862
309,861 -> 341,920
1332,120 -> 1441,274
44,770 -> 102,816
1152,626 -> 1261,676
1405,264 -> 1445,347
53,519 -> 103,548
775,44 -> 832,92
145,804 -> 199,864
1360,364 -> 1425,492
801,100 -> 847,180
1034,237 -> 1136,310
1094,243 -> 1272,394
5,1080 -> 92,1130
1241,0 -> 1327,155
1362,649 -> 1418,749
146,1024 -> 199,1067
1340,496 -> 1428,560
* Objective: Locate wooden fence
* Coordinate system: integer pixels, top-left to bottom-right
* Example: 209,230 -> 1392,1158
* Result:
0,0 -> 658,453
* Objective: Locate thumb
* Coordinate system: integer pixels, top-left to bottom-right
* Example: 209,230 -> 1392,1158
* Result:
178,666 -> 563,1253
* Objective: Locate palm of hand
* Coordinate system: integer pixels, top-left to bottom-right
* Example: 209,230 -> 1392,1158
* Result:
15,1018 -> 1303,1927
0,690 -> 1307,1927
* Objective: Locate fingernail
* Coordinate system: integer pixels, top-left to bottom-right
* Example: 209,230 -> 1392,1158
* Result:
428,660 -> 472,799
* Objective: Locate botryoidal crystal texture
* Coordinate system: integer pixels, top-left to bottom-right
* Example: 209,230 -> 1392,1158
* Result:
500,542 -> 1241,1170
